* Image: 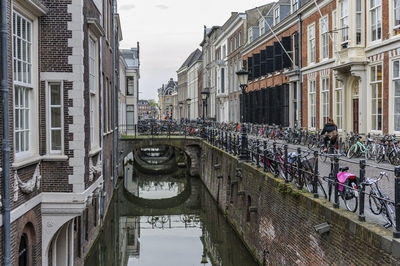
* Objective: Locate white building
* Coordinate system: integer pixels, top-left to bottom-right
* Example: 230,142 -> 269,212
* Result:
120,46 -> 140,134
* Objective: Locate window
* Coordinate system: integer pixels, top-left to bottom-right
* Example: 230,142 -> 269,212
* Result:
356,0 -> 362,44
320,17 -> 329,59
126,76 -> 134,95
308,24 -> 316,63
393,60 -> 400,131
274,7 -> 280,25
238,32 -> 241,46
340,0 -> 349,45
49,83 -> 62,153
259,18 -> 265,35
292,0 -> 298,12
88,36 -> 98,148
335,83 -> 343,130
13,12 -> 33,155
234,36 -> 237,50
221,68 -> 225,93
332,10 -> 337,48
127,105 -> 135,129
230,39 -> 233,53
371,64 -> 383,131
395,0 -> 400,29
222,45 -> 226,59
370,0 -> 382,41
321,78 -> 330,125
309,80 -> 316,128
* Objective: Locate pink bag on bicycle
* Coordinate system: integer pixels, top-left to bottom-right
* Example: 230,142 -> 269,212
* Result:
337,172 -> 356,192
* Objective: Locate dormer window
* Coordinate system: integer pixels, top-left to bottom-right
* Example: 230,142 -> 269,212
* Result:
274,7 -> 280,25
292,0 -> 298,13
259,18 -> 265,35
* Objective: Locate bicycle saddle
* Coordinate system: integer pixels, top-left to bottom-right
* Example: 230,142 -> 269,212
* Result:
339,167 -> 349,172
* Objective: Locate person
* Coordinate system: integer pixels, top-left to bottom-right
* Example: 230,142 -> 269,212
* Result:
321,118 -> 338,152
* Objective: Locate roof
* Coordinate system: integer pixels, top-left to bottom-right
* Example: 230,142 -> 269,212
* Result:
177,49 -> 203,72
158,78 -> 178,96
120,48 -> 139,69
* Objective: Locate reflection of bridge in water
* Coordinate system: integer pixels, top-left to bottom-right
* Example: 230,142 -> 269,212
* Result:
85,143 -> 257,266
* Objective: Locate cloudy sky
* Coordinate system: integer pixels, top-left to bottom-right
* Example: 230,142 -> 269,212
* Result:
117,0 -> 274,100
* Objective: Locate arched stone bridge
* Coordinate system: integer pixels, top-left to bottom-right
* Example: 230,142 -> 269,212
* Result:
119,136 -> 202,177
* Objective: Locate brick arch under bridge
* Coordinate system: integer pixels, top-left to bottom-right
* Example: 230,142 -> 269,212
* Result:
119,136 -> 202,177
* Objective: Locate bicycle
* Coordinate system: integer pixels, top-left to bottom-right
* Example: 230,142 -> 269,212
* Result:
347,135 -> 367,159
362,172 -> 397,228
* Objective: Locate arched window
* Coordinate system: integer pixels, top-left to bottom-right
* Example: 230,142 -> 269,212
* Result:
18,233 -> 28,266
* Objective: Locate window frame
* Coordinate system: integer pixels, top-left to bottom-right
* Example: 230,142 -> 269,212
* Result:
320,16 -> 329,60
12,8 -> 37,160
309,79 -> 316,129
340,0 -> 349,46
88,33 -> 100,150
292,0 -> 298,13
356,0 -> 362,44
370,0 -> 382,42
308,23 -> 316,64
393,59 -> 400,133
47,82 -> 64,154
320,77 -> 330,126
370,64 -> 383,132
395,0 -> 400,29
274,7 -> 280,25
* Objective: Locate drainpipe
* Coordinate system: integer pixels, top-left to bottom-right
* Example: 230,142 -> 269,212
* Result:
112,0 -> 117,188
1,0 -> 11,264
298,13 -> 303,128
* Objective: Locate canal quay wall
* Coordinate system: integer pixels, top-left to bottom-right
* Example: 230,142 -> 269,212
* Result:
200,141 -> 400,265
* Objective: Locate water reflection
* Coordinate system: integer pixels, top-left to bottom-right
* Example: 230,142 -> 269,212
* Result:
85,159 -> 258,266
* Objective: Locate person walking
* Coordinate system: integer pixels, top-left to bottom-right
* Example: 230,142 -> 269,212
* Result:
321,118 -> 338,152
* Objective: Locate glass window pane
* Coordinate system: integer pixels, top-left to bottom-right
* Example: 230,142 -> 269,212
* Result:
50,84 -> 61,105
394,61 -> 400,78
51,130 -> 62,151
51,107 -> 61,128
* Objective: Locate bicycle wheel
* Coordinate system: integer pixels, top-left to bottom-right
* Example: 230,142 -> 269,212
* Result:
347,144 -> 357,159
342,193 -> 358,212
303,172 -> 314,193
307,141 -> 315,149
365,144 -> 373,160
368,192 -> 383,215
385,202 -> 397,229
389,151 -> 400,166
375,145 -> 385,163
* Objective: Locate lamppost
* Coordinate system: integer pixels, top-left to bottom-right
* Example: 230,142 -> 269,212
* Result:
236,68 -> 250,161
201,88 -> 210,121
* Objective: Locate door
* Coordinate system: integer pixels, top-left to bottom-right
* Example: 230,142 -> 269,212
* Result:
353,99 -> 359,133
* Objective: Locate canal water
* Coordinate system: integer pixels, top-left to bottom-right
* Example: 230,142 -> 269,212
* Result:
85,159 -> 258,266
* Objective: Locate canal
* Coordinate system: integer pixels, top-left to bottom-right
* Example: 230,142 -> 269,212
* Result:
85,147 -> 258,266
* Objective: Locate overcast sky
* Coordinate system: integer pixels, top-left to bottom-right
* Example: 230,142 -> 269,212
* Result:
118,0 -> 275,101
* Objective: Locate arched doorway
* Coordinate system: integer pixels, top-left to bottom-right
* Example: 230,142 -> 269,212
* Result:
352,79 -> 360,133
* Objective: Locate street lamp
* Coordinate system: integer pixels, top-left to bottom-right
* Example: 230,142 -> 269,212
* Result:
201,88 -> 210,121
236,68 -> 250,161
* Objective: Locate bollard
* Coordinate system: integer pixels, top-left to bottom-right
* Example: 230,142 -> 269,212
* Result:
358,160 -> 366,222
333,156 -> 339,208
263,140 -> 267,172
296,147 -> 302,188
394,167 -> 400,238
284,145 -> 289,183
313,151 -> 319,198
256,139 -> 260,168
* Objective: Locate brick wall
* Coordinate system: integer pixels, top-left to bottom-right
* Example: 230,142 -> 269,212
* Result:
201,142 -> 400,264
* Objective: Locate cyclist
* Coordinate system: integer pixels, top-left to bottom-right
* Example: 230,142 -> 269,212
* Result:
321,118 -> 338,152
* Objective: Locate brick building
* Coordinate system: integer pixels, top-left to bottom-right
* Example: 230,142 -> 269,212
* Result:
242,1 -> 299,127
0,0 -> 122,265
301,0 -> 400,135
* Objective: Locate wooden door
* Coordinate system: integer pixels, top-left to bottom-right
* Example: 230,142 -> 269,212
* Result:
353,99 -> 359,133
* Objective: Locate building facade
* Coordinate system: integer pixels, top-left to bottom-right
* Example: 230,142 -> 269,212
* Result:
242,1 -> 299,127
120,45 -> 140,133
0,0 -> 122,264
158,78 -> 178,120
